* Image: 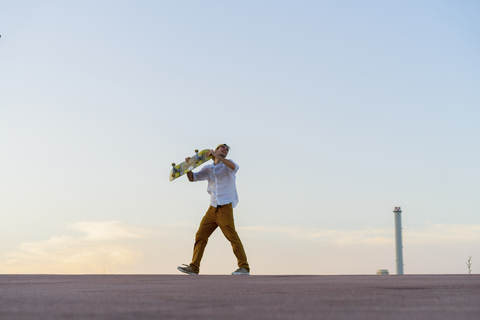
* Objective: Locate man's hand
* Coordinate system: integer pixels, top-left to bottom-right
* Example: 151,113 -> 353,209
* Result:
205,150 -> 217,158
207,149 -> 226,160
185,157 -> 191,163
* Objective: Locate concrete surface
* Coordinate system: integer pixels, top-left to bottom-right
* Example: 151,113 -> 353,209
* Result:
1,274 -> 479,319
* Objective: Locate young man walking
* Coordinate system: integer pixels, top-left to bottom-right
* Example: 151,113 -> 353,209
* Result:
177,144 -> 250,275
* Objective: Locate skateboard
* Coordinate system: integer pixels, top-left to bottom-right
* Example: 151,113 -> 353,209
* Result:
169,149 -> 212,181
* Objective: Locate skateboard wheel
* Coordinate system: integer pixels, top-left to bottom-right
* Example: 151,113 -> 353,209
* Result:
195,149 -> 199,153
172,163 -> 176,167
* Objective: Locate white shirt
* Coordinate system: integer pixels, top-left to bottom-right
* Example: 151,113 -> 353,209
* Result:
193,160 -> 239,208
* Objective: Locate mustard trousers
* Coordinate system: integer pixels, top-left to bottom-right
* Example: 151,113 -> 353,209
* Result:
190,203 -> 249,274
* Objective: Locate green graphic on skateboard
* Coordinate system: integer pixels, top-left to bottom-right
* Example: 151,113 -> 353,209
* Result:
169,149 -> 212,181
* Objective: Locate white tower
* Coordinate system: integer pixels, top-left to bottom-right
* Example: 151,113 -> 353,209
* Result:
393,207 -> 404,275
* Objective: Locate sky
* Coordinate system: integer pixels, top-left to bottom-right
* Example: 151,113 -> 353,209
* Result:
1,0 -> 479,275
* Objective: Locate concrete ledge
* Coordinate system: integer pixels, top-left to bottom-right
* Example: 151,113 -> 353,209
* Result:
1,274 -> 479,319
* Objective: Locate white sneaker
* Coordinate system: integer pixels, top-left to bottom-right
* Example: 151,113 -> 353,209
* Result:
177,264 -> 198,275
232,267 -> 250,275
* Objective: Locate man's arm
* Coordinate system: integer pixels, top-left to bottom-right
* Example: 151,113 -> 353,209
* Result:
217,156 -> 236,170
184,157 -> 195,182
206,150 -> 236,170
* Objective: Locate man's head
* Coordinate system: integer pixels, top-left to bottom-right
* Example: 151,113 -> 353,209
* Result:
215,143 -> 230,157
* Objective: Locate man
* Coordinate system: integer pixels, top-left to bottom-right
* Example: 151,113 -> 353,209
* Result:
177,144 -> 250,275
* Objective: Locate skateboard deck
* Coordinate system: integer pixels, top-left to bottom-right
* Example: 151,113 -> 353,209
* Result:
169,149 -> 212,181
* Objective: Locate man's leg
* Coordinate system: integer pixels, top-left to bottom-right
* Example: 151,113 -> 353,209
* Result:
216,203 -> 250,271
190,206 -> 218,274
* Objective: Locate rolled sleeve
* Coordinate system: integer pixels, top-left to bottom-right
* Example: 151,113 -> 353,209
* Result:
228,160 -> 239,173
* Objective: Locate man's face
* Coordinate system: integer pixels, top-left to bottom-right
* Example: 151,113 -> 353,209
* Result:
216,144 -> 229,157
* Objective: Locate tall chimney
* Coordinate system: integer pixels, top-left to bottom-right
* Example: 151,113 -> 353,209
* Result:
393,207 -> 404,275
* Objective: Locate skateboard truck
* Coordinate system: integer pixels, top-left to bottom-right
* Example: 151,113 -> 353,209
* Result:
194,149 -> 201,163
171,163 -> 180,177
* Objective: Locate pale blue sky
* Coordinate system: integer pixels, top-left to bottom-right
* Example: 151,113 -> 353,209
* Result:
1,1 -> 479,274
